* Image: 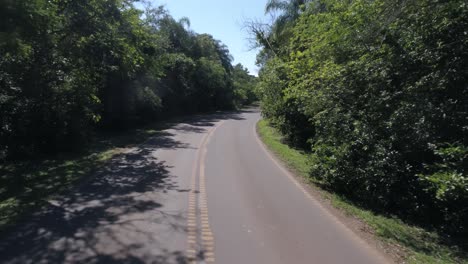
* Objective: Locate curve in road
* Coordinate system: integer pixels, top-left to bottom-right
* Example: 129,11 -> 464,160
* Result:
203,109 -> 388,264
0,109 -> 389,264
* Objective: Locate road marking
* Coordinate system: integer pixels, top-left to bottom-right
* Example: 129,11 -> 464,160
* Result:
186,125 -> 212,262
198,121 -> 224,264
186,120 -> 224,263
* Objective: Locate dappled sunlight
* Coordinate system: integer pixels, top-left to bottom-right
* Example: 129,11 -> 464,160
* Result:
0,142 -> 189,263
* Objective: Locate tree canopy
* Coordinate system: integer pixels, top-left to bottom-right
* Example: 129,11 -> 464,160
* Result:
0,0 -> 257,159
254,0 -> 468,237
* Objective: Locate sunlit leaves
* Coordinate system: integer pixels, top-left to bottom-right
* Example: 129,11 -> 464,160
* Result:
0,0 -> 257,158
256,0 -> 468,235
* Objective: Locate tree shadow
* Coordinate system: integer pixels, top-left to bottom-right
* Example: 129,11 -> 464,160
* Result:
0,144 -> 190,263
172,111 -> 248,131
0,131 -> 193,233
0,109 -> 257,263
140,131 -> 193,150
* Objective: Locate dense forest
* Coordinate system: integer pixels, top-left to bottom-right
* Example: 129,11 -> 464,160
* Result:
253,0 -> 467,237
1,0 -> 466,244
0,0 -> 257,159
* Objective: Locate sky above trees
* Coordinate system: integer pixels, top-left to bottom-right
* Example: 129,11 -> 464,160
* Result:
155,0 -> 267,75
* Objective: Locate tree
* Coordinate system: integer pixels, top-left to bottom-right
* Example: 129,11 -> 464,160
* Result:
254,0 -> 468,236
232,64 -> 258,106
260,0 -> 317,56
265,0 -> 310,34
0,1 -> 256,159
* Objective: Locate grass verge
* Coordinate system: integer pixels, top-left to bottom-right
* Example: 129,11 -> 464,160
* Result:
0,123 -> 167,232
256,119 -> 467,264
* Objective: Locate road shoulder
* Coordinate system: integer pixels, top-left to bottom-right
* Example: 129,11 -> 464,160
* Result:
255,119 -> 419,264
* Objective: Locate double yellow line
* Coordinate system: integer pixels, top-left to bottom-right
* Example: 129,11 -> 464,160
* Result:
187,121 -> 224,263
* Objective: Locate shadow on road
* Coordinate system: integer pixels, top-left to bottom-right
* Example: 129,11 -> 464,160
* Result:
0,148 -> 185,263
172,111 -> 248,130
0,110 -> 254,264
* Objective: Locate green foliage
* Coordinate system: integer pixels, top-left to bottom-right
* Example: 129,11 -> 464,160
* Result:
256,58 -> 314,147
255,0 -> 468,238
0,116 -> 175,232
0,0 -> 257,159
257,119 -> 311,178
420,144 -> 468,234
232,64 -> 258,106
258,119 -> 467,263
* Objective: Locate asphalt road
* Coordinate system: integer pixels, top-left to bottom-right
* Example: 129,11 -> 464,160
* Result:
0,109 -> 388,264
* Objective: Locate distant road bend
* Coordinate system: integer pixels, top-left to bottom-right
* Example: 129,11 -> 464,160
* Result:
0,108 -> 389,264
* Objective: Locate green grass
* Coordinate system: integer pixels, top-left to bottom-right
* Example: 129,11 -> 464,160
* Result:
256,119 -> 467,264
256,119 -> 310,178
0,122 -> 168,232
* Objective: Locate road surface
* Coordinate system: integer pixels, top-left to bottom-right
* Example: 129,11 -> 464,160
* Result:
0,109 -> 389,264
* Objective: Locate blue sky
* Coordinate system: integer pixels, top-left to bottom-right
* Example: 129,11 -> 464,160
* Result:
151,0 -> 268,75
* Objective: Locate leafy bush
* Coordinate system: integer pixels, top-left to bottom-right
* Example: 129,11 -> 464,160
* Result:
0,0 -> 257,159
256,0 -> 468,236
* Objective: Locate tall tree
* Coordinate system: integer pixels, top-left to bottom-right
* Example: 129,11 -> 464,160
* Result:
255,0 -> 468,236
0,1 -> 256,159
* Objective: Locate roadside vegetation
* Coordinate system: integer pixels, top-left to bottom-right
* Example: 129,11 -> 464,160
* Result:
0,0 -> 258,161
257,119 -> 467,263
1,0 -> 466,261
0,120 -> 174,231
251,0 -> 467,262
0,0 -> 257,230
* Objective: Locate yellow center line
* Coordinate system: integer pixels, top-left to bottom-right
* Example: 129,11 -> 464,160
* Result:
198,121 -> 224,263
186,120 -> 225,263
